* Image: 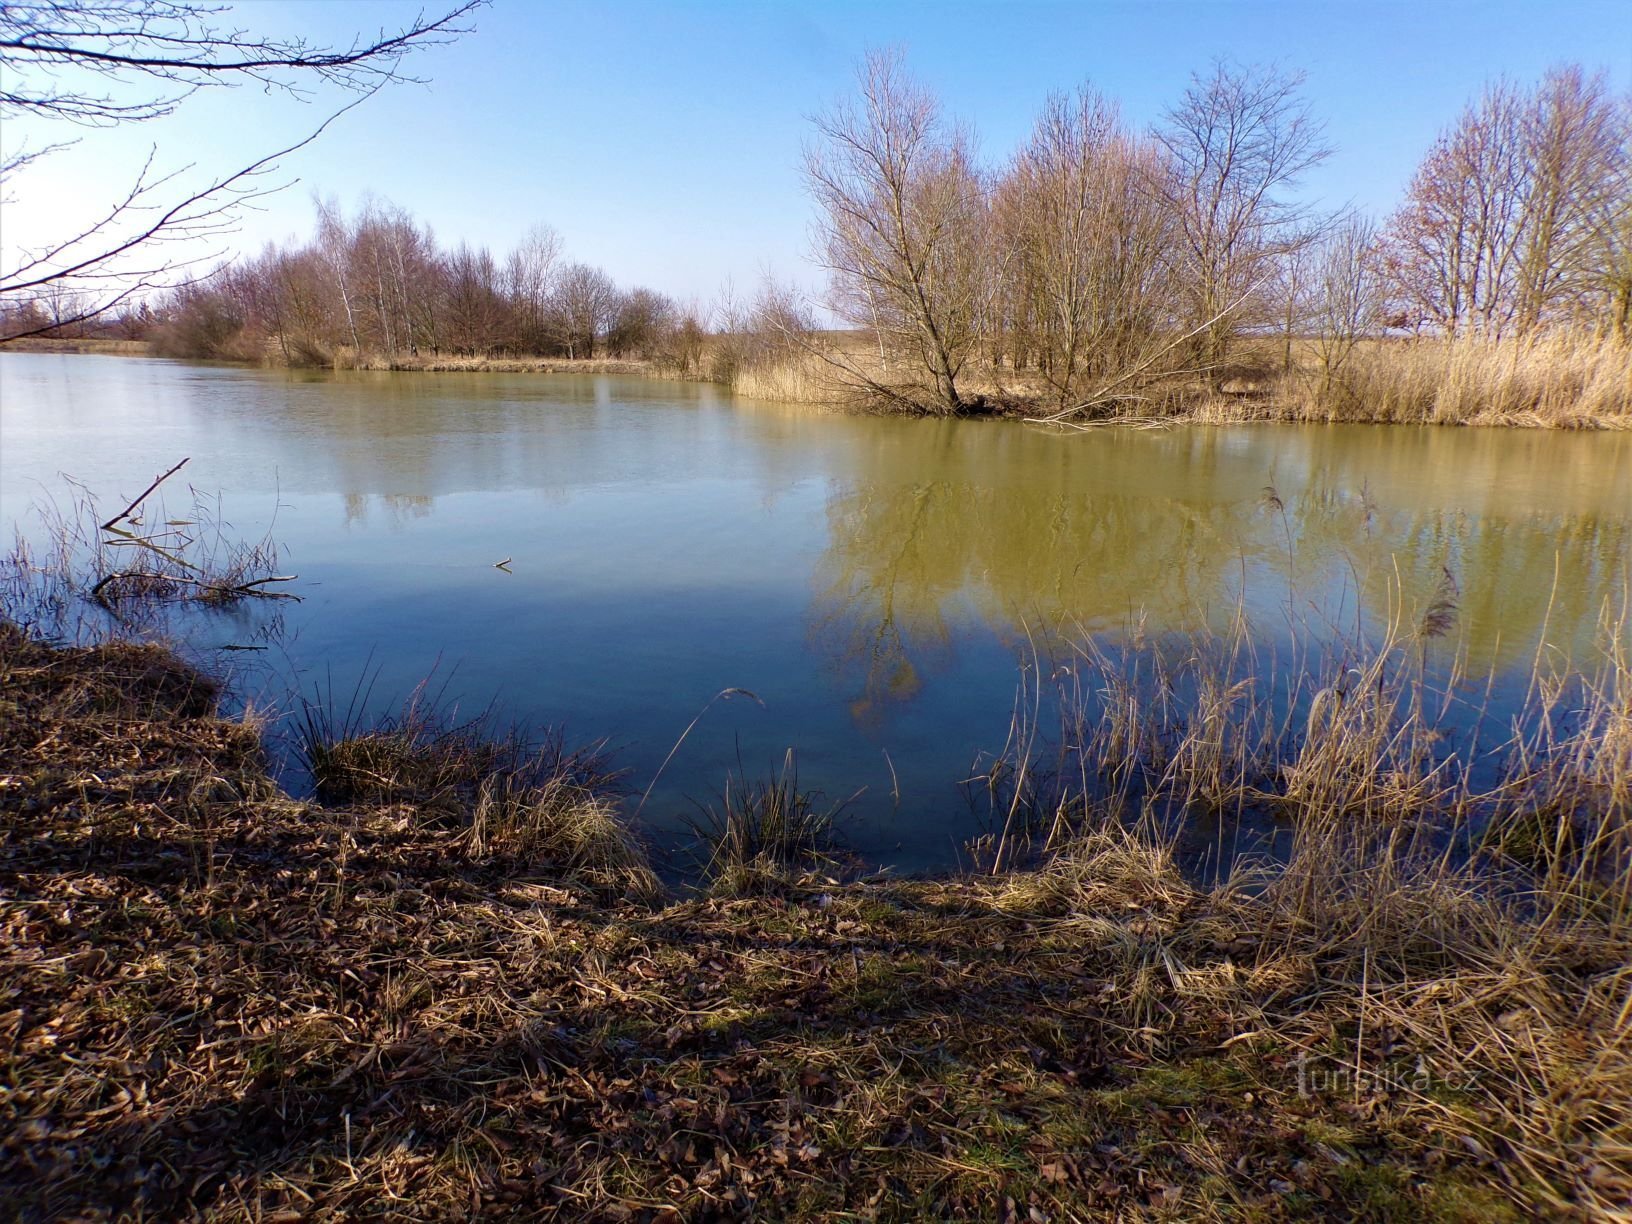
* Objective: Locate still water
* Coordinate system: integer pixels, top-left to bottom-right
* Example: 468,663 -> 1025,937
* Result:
2,353 -> 1628,869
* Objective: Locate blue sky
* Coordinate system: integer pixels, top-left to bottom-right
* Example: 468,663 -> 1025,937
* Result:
4,0 -> 1629,306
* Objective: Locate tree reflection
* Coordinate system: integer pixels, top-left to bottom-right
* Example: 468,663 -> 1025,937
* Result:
813,422 -> 1631,719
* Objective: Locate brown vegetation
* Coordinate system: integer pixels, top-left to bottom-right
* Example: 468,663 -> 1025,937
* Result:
6,52 -> 1626,429
1,484 -> 1628,1217
791,55 -> 1629,424
0,337 -> 149,356
1385,66 -> 1630,340
725,329 -> 1632,427
3,621 -> 1629,1219
123,202 -> 713,372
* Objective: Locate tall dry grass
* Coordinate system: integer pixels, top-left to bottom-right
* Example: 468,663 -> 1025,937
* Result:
684,750 -> 852,894
1356,333 -> 1631,426
970,590 -> 1631,903
773,329 -> 1629,426
2,478 -> 291,643
976,598 -> 1632,1216
294,682 -> 659,900
1205,332 -> 1632,428
730,350 -> 850,404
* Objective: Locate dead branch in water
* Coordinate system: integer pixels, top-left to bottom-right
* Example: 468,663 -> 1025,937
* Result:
99,458 -> 190,531
90,571 -> 299,605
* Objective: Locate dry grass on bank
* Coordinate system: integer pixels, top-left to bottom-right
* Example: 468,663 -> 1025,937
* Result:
730,351 -> 854,405
3,620 -> 1630,1220
13,327 -> 1623,429
342,352 -> 659,376
1196,335 -> 1632,429
734,332 -> 1630,427
1348,333 -> 1631,427
0,337 -> 150,356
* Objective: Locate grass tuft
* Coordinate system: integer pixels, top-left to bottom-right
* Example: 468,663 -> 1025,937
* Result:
294,678 -> 657,899
687,750 -> 848,893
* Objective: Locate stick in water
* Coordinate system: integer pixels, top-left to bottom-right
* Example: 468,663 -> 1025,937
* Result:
100,458 -> 190,531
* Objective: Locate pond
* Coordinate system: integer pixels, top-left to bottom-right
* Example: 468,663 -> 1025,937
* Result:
3,352 -> 1628,872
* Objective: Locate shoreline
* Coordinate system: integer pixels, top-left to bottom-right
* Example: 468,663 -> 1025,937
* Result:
7,338 -> 1627,430
3,624 -> 1627,1219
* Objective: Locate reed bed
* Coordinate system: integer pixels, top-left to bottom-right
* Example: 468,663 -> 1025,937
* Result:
1194,334 -> 1629,428
1340,333 -> 1632,428
1128,333 -> 1632,429
973,603 -> 1631,896
729,351 -> 852,405
738,331 -> 1629,427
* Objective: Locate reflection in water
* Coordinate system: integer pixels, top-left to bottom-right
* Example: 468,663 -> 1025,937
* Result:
810,419 -> 1631,716
343,492 -> 436,528
2,353 -> 1627,869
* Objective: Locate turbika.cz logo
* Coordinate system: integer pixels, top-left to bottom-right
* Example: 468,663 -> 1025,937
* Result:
1294,1050 -> 1476,1098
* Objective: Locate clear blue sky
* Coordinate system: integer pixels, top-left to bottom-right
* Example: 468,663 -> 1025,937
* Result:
5,0 -> 1629,307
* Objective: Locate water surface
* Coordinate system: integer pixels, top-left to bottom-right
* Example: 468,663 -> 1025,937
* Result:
3,353 -> 1627,869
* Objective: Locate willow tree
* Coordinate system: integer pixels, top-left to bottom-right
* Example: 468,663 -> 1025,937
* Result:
805,50 -> 988,415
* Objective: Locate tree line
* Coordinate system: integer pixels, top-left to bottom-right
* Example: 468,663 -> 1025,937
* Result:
0,0 -> 483,342
806,52 -> 1629,415
6,51 -> 1626,417
104,201 -> 716,369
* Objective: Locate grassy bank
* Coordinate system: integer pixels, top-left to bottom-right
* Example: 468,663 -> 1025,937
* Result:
332,352 -> 661,376
3,622 -> 1629,1220
742,333 -> 1632,429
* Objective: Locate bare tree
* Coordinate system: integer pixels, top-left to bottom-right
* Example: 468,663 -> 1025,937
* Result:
505,224 -> 563,354
1273,239 -> 1317,375
1514,67 -> 1630,333
805,50 -> 989,414
1388,81 -> 1533,337
669,299 -> 710,375
607,287 -> 676,358
442,243 -> 507,356
998,87 -> 1179,408
1594,191 -> 1632,341
1383,67 -> 1628,338
1,0 -> 482,340
1152,61 -> 1331,373
708,275 -> 819,382
314,196 -> 361,353
1308,214 -> 1384,399
552,262 -> 618,358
